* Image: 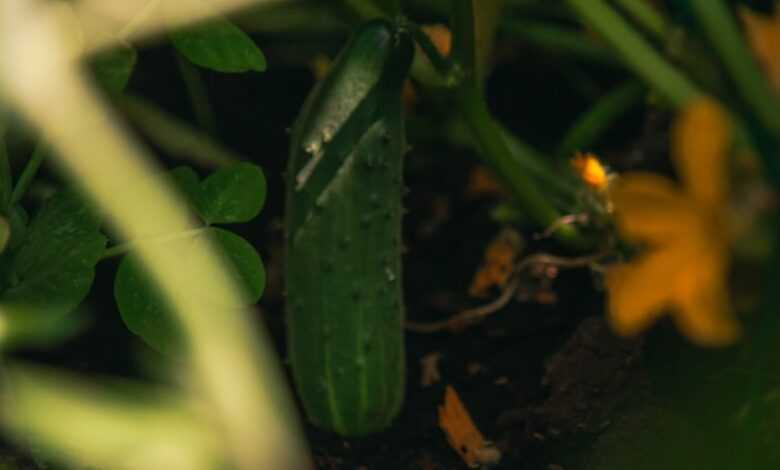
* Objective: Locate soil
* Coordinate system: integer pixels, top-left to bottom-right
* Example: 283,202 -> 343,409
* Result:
5,34 -> 780,470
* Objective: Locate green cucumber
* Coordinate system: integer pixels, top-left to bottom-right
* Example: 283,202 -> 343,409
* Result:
285,19 -> 413,436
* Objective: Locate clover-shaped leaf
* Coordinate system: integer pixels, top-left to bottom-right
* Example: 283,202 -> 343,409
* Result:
171,163 -> 266,225
114,227 -> 265,355
171,17 -> 267,73
199,162 -> 266,224
0,190 -> 105,344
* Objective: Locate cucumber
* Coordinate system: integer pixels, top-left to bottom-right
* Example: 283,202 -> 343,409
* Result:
285,19 -> 413,436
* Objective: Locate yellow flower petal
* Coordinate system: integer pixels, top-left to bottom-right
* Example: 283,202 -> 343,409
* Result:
571,152 -> 609,191
605,250 -> 678,337
672,99 -> 730,210
609,174 -> 698,243
673,281 -> 740,346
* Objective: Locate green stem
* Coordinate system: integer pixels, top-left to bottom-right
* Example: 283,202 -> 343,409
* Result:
557,81 -> 645,158
175,53 -> 217,137
566,0 -> 700,107
451,0 -> 583,247
117,95 -> 240,168
342,0 -> 385,19
450,0 -> 476,78
499,20 -> 622,67
688,0 -> 780,138
458,84 -> 581,246
612,0 -> 667,41
499,124 -> 578,203
11,143 -> 46,206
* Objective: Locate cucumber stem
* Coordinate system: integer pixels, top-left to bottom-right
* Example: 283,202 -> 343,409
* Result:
451,0 -> 585,248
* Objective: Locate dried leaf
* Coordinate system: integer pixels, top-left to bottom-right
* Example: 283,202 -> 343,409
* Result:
438,385 -> 501,468
469,229 -> 522,297
420,352 -> 443,388
466,166 -> 507,199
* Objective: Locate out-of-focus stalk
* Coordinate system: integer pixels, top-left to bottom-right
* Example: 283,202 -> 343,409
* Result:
567,0 -> 700,107
0,1 -> 308,469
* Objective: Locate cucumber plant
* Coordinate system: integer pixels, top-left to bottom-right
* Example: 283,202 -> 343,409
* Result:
285,18 -> 414,436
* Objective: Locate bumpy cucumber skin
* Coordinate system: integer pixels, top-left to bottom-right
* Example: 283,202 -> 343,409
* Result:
285,19 -> 413,436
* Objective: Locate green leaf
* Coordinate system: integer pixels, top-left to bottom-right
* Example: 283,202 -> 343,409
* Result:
114,252 -> 184,356
114,227 -> 265,355
211,228 -> 264,303
91,43 -> 137,93
199,162 -> 266,224
170,17 -> 267,73
169,166 -> 207,218
0,190 -> 106,340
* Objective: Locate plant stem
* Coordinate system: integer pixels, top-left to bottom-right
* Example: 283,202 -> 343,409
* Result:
688,0 -> 780,138
451,0 -> 583,247
117,94 -> 240,168
450,0 -> 476,79
11,143 -> 46,206
612,0 -> 667,41
176,52 -> 218,136
566,0 -> 700,107
499,20 -> 622,67
557,81 -> 645,158
342,0 -> 385,19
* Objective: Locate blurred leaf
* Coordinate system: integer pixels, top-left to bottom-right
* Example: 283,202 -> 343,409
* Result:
0,190 -> 105,345
90,43 -> 137,93
199,162 -> 266,224
0,216 -> 10,253
7,205 -> 28,252
171,17 -> 267,73
115,227 -> 265,355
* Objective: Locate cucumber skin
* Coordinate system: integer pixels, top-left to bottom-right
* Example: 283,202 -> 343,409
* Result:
285,20 -> 413,436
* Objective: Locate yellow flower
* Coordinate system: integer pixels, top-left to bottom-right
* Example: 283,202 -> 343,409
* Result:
571,152 -> 609,191
605,99 -> 741,346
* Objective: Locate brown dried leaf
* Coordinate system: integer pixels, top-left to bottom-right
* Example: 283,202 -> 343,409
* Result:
438,386 -> 501,468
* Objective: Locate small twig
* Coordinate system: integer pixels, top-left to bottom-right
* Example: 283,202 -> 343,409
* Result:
406,278 -> 519,333
514,250 -> 608,272
406,249 -> 610,333
534,213 -> 589,240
